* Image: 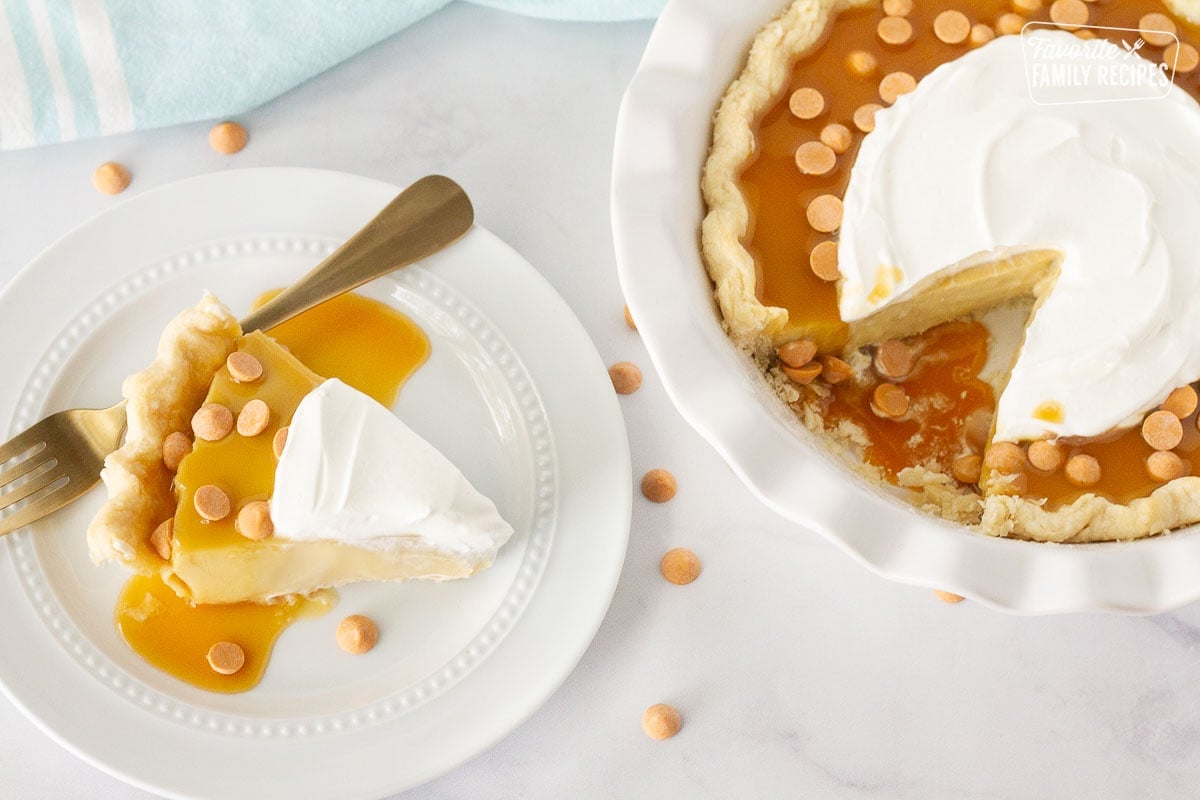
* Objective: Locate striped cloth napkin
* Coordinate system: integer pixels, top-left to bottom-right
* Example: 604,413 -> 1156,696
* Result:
0,0 -> 663,150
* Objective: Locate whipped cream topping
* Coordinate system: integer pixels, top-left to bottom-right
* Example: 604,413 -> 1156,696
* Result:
838,32 -> 1200,442
272,379 -> 514,564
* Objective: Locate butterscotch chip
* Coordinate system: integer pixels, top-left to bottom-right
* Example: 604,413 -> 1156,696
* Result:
1146,450 -> 1189,483
337,615 -> 379,654
162,431 -> 192,472
1012,0 -> 1041,12
1026,440 -> 1064,472
806,194 -> 843,233
1143,410 -> 1184,451
209,121 -> 248,154
882,0 -> 911,15
969,23 -> 996,46
795,141 -> 837,176
879,71 -> 917,104
660,547 -> 701,585
1162,386 -> 1198,419
1074,28 -> 1096,40
273,426 -> 289,458
1064,454 -> 1101,487
809,240 -> 840,282
194,485 -> 232,522
642,704 -> 682,740
226,351 -> 264,383
846,50 -> 878,77
641,469 -> 677,503
609,362 -> 643,395
1166,42 -> 1200,74
192,403 -> 233,441
782,363 -> 823,385
624,305 -> 637,330
933,589 -> 965,604
819,355 -> 854,385
933,10 -> 971,44
871,383 -> 909,418
819,123 -> 852,155
951,454 -> 982,484
92,162 -> 130,195
236,500 -> 274,541
983,442 -> 1026,474
788,87 -> 825,120
777,339 -> 818,368
874,339 -> 914,380
963,409 -> 993,451
207,641 -> 245,675
1050,0 -> 1088,29
853,103 -> 883,133
1140,13 -> 1176,47
877,15 -> 913,45
236,399 -> 271,436
996,13 -> 1025,35
150,519 -> 174,561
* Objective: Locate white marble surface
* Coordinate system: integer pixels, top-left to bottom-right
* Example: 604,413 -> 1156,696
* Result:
2,3 -> 1200,798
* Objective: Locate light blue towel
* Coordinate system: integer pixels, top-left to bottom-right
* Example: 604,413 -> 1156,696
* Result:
0,0 -> 663,150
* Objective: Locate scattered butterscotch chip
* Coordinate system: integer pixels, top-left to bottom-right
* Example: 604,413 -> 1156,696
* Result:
226,351 -> 264,383
846,50 -> 878,78
871,383 -> 910,418
92,162 -> 131,195
236,399 -> 271,436
951,454 -> 982,484
996,13 -> 1025,35
1162,385 -> 1198,419
879,71 -> 917,104
819,355 -> 854,385
209,121 -> 248,154
806,194 -> 843,233
642,469 -> 677,503
1139,12 -> 1177,47
192,403 -> 234,441
624,305 -> 637,331
1012,0 -> 1041,12
788,87 -> 825,120
795,141 -> 837,176
969,23 -> 996,46
882,0 -> 912,15
777,339 -> 818,368
1074,28 -> 1096,40
660,547 -> 701,585
194,485 -> 232,522
1146,450 -> 1189,483
809,241 -> 840,282
819,123 -> 852,155
983,442 -> 1026,474
963,409 -> 993,451
782,362 -> 823,385
933,589 -> 965,604
1064,454 -> 1101,487
853,103 -> 883,133
877,15 -> 913,45
934,10 -> 971,44
207,641 -> 245,675
1050,0 -> 1088,29
1143,410 -> 1184,451
236,500 -> 274,541
150,519 -> 174,560
1166,42 -> 1200,74
1026,440 -> 1064,472
609,361 -> 643,395
642,704 -> 682,740
336,615 -> 379,654
874,339 -> 914,380
162,431 -> 192,472
273,426 -> 289,458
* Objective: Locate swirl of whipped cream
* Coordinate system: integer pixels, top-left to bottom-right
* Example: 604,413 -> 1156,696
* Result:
838,31 -> 1200,442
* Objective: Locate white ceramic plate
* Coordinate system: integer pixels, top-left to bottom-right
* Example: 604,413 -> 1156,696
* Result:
611,0 -> 1200,615
0,168 -> 630,798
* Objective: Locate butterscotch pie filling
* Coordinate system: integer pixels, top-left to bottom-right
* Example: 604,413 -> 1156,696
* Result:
702,0 -> 1200,542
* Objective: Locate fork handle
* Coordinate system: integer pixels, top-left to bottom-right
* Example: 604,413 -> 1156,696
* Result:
239,175 -> 474,333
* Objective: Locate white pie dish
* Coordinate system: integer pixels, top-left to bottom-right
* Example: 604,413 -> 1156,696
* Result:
610,0 -> 1200,614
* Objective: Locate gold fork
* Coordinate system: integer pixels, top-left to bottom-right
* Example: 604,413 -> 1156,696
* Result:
0,174 -> 473,537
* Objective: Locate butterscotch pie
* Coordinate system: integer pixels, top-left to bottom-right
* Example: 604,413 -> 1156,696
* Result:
702,0 -> 1200,542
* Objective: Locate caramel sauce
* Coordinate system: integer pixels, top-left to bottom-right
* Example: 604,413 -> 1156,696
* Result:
115,292 -> 430,693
